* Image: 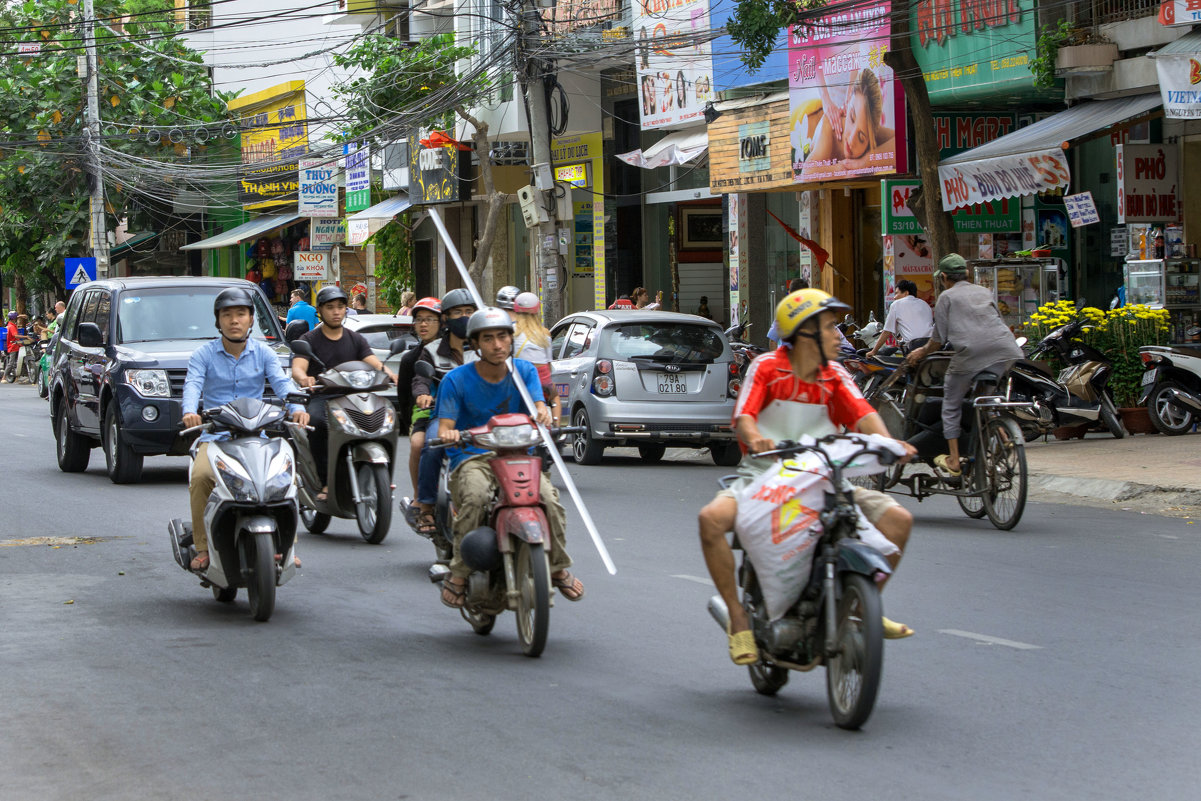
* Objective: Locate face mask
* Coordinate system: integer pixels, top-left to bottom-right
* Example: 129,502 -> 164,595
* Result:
446,316 -> 469,340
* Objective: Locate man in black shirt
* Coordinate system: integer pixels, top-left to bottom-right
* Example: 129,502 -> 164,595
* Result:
290,285 -> 397,495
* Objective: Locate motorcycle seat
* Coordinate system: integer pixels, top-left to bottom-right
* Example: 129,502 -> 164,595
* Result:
1015,358 -> 1055,378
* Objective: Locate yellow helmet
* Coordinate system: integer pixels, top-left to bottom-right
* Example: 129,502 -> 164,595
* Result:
774,288 -> 851,341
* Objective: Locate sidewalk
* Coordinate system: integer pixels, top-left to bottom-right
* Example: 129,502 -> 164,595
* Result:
1024,431 -> 1201,502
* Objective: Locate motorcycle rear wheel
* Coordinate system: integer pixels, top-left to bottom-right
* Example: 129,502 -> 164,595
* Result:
355,462 -> 392,544
514,542 -> 550,657
1149,381 -> 1195,435
300,505 -> 331,535
741,566 -> 789,696
826,573 -> 883,730
242,532 -> 276,622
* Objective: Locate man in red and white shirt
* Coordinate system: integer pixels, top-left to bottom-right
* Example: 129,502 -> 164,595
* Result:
699,289 -> 916,666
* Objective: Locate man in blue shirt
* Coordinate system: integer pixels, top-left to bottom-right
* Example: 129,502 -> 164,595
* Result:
285,288 -> 319,332
182,287 -> 308,571
434,307 -> 584,608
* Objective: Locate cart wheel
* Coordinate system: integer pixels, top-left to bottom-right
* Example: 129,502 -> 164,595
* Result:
981,417 -> 1027,531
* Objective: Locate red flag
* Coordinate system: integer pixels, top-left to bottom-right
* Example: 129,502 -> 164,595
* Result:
768,210 -> 829,268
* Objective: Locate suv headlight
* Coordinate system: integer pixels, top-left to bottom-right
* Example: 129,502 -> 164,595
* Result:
126,369 -> 170,398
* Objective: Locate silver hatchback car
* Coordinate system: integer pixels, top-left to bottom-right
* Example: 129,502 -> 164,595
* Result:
548,310 -> 739,465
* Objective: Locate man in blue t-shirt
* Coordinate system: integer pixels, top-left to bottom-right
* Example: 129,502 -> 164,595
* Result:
285,288 -> 319,332
434,307 -> 584,608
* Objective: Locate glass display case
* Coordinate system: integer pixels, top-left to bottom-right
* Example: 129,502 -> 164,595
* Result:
973,258 -> 1061,331
1124,258 -> 1201,341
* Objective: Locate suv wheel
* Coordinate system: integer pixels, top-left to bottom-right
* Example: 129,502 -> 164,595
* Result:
571,408 -> 605,465
710,442 -> 741,467
55,397 -> 91,473
104,403 -> 144,484
637,444 -> 666,463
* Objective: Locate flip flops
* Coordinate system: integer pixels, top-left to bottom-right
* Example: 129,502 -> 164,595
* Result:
933,454 -> 961,477
440,577 -> 466,608
189,551 -> 209,571
551,571 -> 585,601
727,622 -> 759,665
883,616 -> 915,639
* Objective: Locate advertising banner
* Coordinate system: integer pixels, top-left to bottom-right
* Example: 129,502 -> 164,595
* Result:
230,82 -> 308,210
552,133 -> 607,309
881,181 -> 934,303
408,133 -> 463,204
344,143 -> 371,213
709,100 -> 794,193
293,251 -> 330,281
1155,55 -> 1201,119
1157,0 -> 1201,25
298,158 -> 339,218
347,218 -> 371,246
1116,144 -> 1181,223
788,4 -> 906,183
939,148 -> 1069,209
633,0 -> 715,130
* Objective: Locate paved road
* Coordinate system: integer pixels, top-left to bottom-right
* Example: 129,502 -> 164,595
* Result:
1,386 -> 1198,800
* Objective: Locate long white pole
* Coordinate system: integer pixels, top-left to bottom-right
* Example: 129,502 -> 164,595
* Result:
427,206 -> 616,575
82,0 -> 110,279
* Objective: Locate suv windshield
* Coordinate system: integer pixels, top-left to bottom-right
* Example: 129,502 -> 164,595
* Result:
116,287 -> 279,344
599,323 -> 725,364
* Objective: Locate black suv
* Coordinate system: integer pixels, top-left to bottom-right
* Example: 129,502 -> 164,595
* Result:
49,277 -> 288,483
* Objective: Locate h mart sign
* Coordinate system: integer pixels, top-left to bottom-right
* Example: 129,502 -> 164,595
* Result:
1116,144 -> 1180,223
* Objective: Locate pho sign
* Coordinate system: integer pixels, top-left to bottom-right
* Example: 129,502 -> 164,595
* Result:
1116,144 -> 1180,223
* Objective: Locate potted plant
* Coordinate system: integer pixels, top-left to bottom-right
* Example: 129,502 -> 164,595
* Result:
1031,20 -> 1118,87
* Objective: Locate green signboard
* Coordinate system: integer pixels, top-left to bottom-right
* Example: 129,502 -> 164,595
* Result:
345,188 -> 371,212
911,0 -> 1051,103
884,178 -> 1020,233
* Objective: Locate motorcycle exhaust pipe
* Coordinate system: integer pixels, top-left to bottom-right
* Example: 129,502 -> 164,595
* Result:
1165,387 -> 1201,414
707,595 -> 730,632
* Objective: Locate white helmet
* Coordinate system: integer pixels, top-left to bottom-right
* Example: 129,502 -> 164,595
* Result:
494,285 -> 520,310
513,292 -> 541,315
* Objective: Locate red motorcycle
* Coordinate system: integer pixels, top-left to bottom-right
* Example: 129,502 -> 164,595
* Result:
428,413 -> 581,657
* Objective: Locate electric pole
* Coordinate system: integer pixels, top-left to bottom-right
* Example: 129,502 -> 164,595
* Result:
82,0 -> 111,279
518,2 -> 562,326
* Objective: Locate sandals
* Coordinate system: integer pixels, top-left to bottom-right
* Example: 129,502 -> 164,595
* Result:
415,512 -> 437,537
727,622 -> 759,665
933,454 -> 961,477
440,577 -> 467,608
189,551 -> 210,571
883,616 -> 915,639
551,571 -> 585,601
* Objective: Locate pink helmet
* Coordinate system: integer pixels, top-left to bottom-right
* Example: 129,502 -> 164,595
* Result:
513,291 -> 541,315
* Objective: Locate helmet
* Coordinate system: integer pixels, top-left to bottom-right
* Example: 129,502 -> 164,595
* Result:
513,292 -> 541,315
465,306 -> 515,341
411,296 -> 441,316
774,289 -> 850,342
494,285 -> 520,310
213,287 -> 256,319
441,287 -> 475,312
315,285 -> 348,307
459,526 -> 501,571
6,311 -> 16,320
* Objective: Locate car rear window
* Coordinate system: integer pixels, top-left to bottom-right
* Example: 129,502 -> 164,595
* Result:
357,326 -> 415,352
599,323 -> 725,364
116,287 -> 279,343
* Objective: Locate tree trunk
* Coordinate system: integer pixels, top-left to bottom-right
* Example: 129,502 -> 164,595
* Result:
884,6 -> 958,265
14,273 -> 27,315
457,108 -> 511,293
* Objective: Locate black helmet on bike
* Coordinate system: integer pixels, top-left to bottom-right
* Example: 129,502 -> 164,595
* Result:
460,526 -> 502,571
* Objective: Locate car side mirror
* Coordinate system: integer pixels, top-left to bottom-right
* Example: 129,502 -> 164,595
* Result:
77,322 -> 104,349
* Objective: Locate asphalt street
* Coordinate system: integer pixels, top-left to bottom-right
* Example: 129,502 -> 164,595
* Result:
1,386 -> 1198,801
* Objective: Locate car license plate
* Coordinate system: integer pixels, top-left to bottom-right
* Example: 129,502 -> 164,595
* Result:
657,373 -> 686,394
1140,368 -> 1157,386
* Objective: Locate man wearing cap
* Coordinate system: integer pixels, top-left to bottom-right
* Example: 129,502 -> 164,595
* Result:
905,254 -> 1023,477
2,311 -> 20,383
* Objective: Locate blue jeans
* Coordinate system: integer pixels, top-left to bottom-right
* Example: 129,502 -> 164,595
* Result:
416,438 -> 444,505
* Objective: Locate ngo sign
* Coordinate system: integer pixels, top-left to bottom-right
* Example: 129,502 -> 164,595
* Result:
298,158 -> 338,217
293,250 -> 330,281
1116,144 -> 1180,223
939,149 -> 1069,208
1155,55 -> 1201,119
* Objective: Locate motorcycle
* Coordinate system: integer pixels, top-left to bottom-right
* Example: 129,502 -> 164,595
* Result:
1007,319 -> 1125,439
707,433 -> 904,730
286,339 -> 399,543
1138,344 -> 1201,435
168,397 -> 301,622
724,321 -> 767,381
398,360 -> 456,563
426,413 -> 583,658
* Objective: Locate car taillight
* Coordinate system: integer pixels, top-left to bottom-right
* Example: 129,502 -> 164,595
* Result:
728,361 -> 739,376
593,359 -> 614,396
728,377 -> 742,398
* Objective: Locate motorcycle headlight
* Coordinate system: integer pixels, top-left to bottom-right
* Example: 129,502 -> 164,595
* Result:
345,370 -> 376,390
329,407 -> 360,435
381,405 -> 395,432
474,423 -> 540,450
264,452 -> 295,503
126,369 -> 171,398
215,457 -> 255,502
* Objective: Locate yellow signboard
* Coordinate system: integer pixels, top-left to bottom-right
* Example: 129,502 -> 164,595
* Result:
228,81 -> 309,210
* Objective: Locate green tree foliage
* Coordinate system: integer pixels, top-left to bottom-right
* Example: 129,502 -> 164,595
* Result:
0,0 -> 229,299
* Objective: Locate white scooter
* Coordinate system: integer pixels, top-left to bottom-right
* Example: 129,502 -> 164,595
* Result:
168,397 -> 301,622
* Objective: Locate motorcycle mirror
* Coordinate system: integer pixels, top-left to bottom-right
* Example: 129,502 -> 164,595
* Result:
414,360 -> 435,379
1015,336 -> 1028,348
388,338 -> 408,356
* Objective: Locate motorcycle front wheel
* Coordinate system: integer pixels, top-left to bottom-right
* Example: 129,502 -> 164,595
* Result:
514,541 -> 550,657
242,532 -> 276,622
826,573 -> 884,730
355,462 -> 392,544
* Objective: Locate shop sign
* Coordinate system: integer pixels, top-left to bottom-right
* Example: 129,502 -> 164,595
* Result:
1110,226 -> 1128,257
407,133 -> 461,204
939,149 -> 1069,209
1155,55 -> 1201,118
346,218 -> 371,246
1157,0 -> 1201,26
1116,144 -> 1180,223
311,219 -> 345,249
633,0 -> 715,130
546,0 -> 620,33
884,178 -> 1019,235
231,82 -> 309,210
788,3 -> 907,183
344,143 -> 371,213
911,0 -> 1041,102
298,158 -> 339,218
709,101 -> 794,192
1064,192 -> 1100,227
738,122 -> 770,172
555,163 -> 590,188
293,250 -> 329,281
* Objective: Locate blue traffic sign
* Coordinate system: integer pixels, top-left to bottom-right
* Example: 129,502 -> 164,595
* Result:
66,257 -> 97,290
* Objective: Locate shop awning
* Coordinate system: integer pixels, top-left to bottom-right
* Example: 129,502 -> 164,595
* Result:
938,93 -> 1162,209
346,194 -> 412,246
616,128 -> 708,170
1151,29 -> 1201,119
179,213 -> 303,251
110,231 -> 157,258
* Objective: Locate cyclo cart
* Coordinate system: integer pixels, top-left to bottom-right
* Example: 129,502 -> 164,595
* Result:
857,351 -> 1035,531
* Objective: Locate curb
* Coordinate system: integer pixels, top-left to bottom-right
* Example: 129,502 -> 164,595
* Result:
1031,473 -> 1201,503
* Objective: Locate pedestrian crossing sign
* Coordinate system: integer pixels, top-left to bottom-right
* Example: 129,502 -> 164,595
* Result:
65,257 -> 96,290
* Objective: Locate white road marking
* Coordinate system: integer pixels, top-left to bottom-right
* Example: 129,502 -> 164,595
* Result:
938,629 -> 1042,650
672,574 -> 714,586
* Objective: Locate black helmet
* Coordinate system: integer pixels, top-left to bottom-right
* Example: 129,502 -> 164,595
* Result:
315,285 -> 349,307
213,287 -> 256,324
459,526 -> 501,571
495,285 -> 520,310
441,287 -> 475,312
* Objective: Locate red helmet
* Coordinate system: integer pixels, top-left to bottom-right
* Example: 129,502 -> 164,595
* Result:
513,291 -> 541,315
412,296 -> 441,315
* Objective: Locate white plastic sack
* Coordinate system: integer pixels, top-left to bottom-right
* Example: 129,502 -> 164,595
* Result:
735,434 -> 905,621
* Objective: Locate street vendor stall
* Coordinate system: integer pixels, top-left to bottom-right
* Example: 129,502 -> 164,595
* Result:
972,257 -> 1062,332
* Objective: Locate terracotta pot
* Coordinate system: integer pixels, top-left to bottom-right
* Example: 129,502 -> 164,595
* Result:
1118,406 -> 1157,435
1053,424 -> 1088,440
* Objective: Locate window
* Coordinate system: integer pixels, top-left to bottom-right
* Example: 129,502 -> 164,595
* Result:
78,292 -> 101,343
61,293 -> 84,342
92,292 -> 111,343
115,287 -> 279,344
599,323 -> 724,364
549,323 -> 571,359
562,322 -> 595,358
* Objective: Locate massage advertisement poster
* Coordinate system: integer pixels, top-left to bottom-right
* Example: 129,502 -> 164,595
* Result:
788,4 -> 906,183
